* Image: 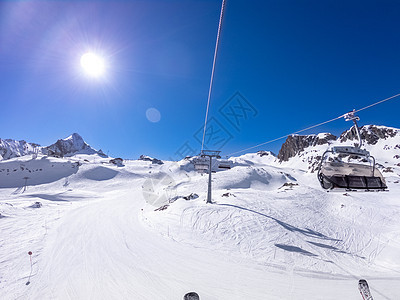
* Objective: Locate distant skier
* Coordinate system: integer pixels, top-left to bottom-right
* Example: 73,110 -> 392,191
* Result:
184,292 -> 200,300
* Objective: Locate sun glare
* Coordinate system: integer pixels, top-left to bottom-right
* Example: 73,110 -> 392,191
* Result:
80,52 -> 105,78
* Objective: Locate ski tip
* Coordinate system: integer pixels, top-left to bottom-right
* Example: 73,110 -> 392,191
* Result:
184,292 -> 200,300
358,279 -> 373,300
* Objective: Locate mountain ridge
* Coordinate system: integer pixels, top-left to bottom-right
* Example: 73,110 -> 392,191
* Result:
1,125 -> 399,165
0,133 -> 104,160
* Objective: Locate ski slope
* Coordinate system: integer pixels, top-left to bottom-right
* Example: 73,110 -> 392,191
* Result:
1,153 -> 400,299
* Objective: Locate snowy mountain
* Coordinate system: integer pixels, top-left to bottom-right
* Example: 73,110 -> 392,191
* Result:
138,154 -> 163,165
0,139 -> 40,160
1,126 -> 400,299
0,133 -> 105,161
44,133 -> 103,158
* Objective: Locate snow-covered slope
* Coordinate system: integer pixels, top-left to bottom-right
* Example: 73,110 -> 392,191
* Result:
1,127 -> 400,299
0,156 -> 80,188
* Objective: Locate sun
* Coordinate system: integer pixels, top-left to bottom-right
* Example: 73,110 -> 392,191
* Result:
80,52 -> 105,77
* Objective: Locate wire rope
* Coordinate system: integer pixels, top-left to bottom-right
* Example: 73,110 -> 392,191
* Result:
201,0 -> 226,152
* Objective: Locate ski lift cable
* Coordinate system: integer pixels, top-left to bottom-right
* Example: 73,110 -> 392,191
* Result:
226,115 -> 344,157
201,0 -> 226,153
353,92 -> 400,114
226,92 -> 400,157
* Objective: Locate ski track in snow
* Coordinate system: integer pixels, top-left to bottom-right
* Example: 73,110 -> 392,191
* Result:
0,153 -> 399,299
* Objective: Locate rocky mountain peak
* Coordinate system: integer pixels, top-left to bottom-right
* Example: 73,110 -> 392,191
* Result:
339,125 -> 398,145
278,133 -> 336,162
44,133 -> 98,157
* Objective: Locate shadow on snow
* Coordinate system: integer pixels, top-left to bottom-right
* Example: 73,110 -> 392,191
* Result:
274,244 -> 318,256
218,203 -> 341,241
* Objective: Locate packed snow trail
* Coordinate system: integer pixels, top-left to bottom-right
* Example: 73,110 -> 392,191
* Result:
24,188 -> 302,300
22,187 -> 392,299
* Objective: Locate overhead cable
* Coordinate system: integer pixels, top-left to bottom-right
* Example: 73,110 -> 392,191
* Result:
226,92 -> 400,157
201,0 -> 226,152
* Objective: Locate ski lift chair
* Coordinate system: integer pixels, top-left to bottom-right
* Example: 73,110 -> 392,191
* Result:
193,156 -> 209,173
317,111 -> 387,191
194,151 -> 222,173
317,146 -> 387,190
217,158 -> 232,169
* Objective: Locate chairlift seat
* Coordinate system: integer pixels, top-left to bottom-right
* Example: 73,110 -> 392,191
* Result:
319,162 -> 387,190
218,164 -> 231,169
194,163 -> 209,171
321,174 -> 386,189
218,159 -> 232,169
193,156 -> 210,172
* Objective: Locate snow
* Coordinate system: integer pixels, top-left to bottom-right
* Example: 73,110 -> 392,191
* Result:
316,132 -> 332,139
1,133 -> 400,299
0,139 -> 38,161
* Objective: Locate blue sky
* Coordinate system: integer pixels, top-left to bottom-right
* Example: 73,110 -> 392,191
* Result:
1,0 -> 400,160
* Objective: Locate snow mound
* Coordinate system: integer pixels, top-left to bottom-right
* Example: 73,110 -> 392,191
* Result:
231,151 -> 277,166
81,166 -> 119,181
213,166 -> 286,190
